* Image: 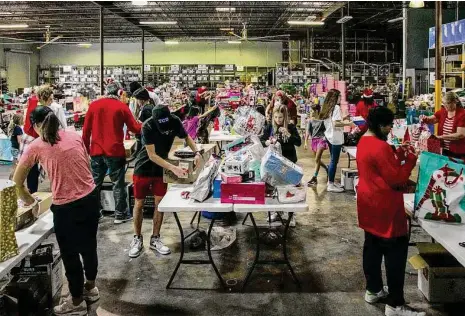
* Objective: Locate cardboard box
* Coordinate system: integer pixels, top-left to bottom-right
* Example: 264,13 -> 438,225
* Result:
409,242 -> 465,303
341,168 -> 358,191
16,192 -> 52,231
221,173 -> 242,184
221,155 -> 250,175
220,182 -> 265,204
163,144 -> 215,184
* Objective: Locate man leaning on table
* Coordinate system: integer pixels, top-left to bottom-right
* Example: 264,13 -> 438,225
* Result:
129,103 -> 202,258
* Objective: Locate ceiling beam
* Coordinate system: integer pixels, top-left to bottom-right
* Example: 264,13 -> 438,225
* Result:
92,1 -> 163,41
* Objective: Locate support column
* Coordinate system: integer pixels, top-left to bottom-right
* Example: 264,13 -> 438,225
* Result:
402,2 -> 407,100
341,9 -> 346,81
142,29 -> 145,86
435,1 -> 442,115
100,6 -> 104,95
306,28 -> 310,61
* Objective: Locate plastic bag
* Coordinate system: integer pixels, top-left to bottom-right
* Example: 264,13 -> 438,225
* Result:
190,157 -> 220,202
276,186 -> 306,203
233,108 -> 266,136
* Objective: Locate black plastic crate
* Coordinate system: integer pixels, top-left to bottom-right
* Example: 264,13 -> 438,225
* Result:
127,183 -> 155,214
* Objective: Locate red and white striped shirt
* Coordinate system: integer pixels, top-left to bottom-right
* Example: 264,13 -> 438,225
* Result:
443,116 -> 455,150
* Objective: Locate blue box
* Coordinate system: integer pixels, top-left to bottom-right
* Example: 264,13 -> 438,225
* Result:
262,151 -> 303,185
212,175 -> 221,198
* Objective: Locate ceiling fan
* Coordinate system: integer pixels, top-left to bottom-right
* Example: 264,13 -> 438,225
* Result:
225,22 -> 290,42
36,26 -> 62,49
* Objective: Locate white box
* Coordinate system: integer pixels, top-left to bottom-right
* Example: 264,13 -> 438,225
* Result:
341,168 -> 358,191
221,156 -> 250,175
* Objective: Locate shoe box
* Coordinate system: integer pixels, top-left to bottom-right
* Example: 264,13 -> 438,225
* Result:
10,243 -> 63,305
16,192 -> 53,231
409,242 -> 465,303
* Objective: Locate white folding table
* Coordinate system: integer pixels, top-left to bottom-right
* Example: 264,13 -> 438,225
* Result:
209,130 -> 242,153
342,146 -> 357,168
158,184 -> 233,289
404,194 -> 465,267
234,199 -> 309,290
0,212 -> 54,280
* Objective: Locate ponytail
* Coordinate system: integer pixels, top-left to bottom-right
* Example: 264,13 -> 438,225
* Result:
40,112 -> 61,145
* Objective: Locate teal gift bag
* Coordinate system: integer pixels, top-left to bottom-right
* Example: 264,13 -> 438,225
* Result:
414,152 -> 465,224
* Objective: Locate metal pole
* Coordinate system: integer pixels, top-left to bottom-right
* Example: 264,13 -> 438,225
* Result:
402,2 -> 407,100
142,29 -> 145,86
341,8 -> 346,81
306,28 -> 310,60
99,6 -> 104,95
435,1 -> 442,116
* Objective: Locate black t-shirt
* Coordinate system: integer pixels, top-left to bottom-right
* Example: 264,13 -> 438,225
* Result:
134,115 -> 188,177
10,125 -> 23,149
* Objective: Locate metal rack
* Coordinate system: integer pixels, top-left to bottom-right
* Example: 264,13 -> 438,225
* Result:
426,43 -> 465,91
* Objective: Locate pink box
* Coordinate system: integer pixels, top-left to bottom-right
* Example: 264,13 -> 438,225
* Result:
221,173 -> 242,184
220,182 -> 265,204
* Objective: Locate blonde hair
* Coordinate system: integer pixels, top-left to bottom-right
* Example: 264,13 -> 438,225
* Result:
272,103 -> 289,132
319,89 -> 340,120
8,113 -> 23,136
444,91 -> 461,107
37,85 -> 53,105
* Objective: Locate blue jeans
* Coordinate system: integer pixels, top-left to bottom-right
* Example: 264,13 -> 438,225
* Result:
91,156 -> 128,219
327,142 -> 342,183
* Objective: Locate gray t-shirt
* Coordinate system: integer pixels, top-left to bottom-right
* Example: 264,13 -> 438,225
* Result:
309,119 -> 325,139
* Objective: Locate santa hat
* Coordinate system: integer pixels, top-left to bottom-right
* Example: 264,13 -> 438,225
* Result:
362,88 -> 373,98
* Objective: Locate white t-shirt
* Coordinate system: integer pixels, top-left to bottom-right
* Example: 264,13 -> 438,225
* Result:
324,104 -> 344,145
148,91 -> 161,106
49,102 -> 67,129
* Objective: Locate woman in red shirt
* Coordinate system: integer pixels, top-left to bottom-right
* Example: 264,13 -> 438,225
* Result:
14,106 -> 100,316
356,107 -> 424,316
420,91 -> 465,158
355,88 -> 377,133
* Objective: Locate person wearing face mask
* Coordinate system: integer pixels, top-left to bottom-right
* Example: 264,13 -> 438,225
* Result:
356,88 -> 378,133
265,90 -> 298,124
420,91 -> 465,159
357,107 -> 424,316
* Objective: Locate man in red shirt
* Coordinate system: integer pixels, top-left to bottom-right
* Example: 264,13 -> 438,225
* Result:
22,87 -> 40,193
82,82 -> 142,224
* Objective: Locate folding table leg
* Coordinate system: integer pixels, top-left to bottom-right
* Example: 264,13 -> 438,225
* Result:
241,213 -> 260,291
241,213 -> 250,225
207,218 -> 226,289
166,212 -> 185,289
282,212 -> 301,289
190,211 -> 198,225
347,153 -> 351,168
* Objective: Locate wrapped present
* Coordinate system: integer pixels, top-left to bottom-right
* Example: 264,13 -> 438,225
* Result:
233,108 -> 265,136
0,180 -> 19,262
260,150 -> 303,186
221,173 -> 242,184
221,154 -> 250,175
276,186 -> 306,203
220,182 -> 265,204
417,125 -> 432,153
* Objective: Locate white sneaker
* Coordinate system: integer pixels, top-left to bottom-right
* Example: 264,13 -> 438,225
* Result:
83,286 -> 100,303
53,298 -> 87,316
334,182 -> 344,189
150,235 -> 171,255
129,235 -> 144,258
385,305 -> 426,316
365,286 -> 389,304
288,214 -> 296,227
327,183 -> 344,193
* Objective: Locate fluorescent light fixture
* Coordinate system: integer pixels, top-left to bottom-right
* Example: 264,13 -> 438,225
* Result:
140,21 -> 177,25
336,16 -> 353,24
288,21 -> 324,26
409,0 -> 424,8
132,1 -> 148,5
220,28 -> 234,31
77,43 -> 92,48
165,41 -> 179,45
0,24 -> 28,29
216,7 -> 235,12
227,41 -> 241,44
388,17 -> 405,23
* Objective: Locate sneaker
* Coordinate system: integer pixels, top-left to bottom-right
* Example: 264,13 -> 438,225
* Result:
385,305 -> 426,316
83,286 -> 100,303
129,235 -> 144,258
150,235 -> 171,255
288,215 -> 296,227
307,176 -> 318,186
327,183 -> 344,193
334,182 -> 344,189
365,286 -> 389,304
114,214 -> 133,224
53,298 -> 87,316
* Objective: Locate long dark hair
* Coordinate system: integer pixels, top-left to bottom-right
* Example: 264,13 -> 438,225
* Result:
366,107 -> 394,141
319,89 -> 340,120
187,106 -> 201,119
30,106 -> 61,145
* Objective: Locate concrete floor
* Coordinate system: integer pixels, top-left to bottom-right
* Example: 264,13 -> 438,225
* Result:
1,146 -> 463,316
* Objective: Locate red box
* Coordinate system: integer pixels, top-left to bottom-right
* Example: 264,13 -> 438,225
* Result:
221,173 -> 242,184
220,182 -> 265,204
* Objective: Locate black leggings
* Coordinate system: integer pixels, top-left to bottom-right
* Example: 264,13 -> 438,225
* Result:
363,231 -> 409,308
26,164 -> 40,194
51,190 -> 100,298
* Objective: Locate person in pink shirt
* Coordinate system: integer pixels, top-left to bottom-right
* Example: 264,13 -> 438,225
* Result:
13,106 -> 99,316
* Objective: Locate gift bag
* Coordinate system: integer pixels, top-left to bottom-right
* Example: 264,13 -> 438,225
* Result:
427,136 -> 442,155
417,125 -> 432,153
190,157 -> 221,202
276,186 -> 306,203
233,108 -> 266,136
414,152 -> 465,223
0,180 -> 19,262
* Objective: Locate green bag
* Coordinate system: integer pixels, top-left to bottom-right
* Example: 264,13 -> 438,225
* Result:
0,180 -> 19,262
414,152 -> 465,224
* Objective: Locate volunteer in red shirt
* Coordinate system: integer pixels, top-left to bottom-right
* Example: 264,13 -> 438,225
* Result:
355,88 -> 377,133
357,107 -> 425,316
195,85 -> 211,113
420,91 -> 465,159
14,106 -> 100,316
22,87 -> 41,193
82,82 -> 141,224
265,90 -> 298,124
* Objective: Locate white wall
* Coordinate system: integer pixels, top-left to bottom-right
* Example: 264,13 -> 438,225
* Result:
0,41 -> 40,90
39,41 -> 283,67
